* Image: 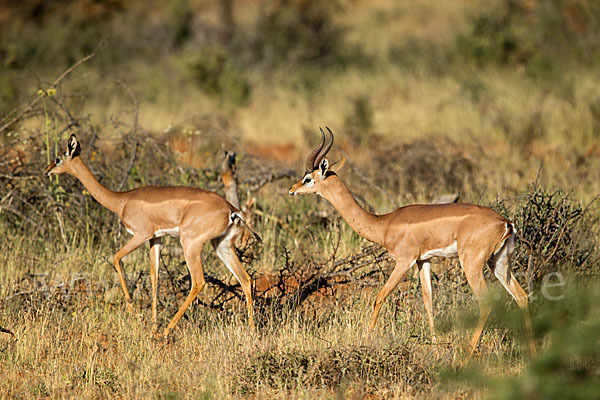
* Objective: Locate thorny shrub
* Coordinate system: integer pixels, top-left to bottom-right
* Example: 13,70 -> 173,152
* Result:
493,186 -> 599,282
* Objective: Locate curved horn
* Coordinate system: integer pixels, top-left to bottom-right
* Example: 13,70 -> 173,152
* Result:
305,128 -> 325,173
313,127 -> 334,169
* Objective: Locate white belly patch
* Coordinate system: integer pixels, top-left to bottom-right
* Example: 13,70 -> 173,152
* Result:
419,240 -> 458,260
154,227 -> 180,238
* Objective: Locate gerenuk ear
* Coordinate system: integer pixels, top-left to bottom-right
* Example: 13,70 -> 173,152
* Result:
329,157 -> 346,174
318,157 -> 329,177
67,134 -> 81,158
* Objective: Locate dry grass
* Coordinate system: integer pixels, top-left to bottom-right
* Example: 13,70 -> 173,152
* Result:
0,238 -> 530,399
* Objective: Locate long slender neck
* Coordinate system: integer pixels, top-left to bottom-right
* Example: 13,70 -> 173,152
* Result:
67,157 -> 124,216
319,175 -> 385,245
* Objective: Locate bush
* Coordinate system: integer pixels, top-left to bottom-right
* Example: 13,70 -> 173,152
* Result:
250,0 -> 348,68
168,0 -> 193,47
0,6 -> 119,72
186,45 -> 251,108
456,0 -> 600,77
444,277 -> 600,399
456,8 -> 520,67
493,186 -> 599,281
0,74 -> 19,118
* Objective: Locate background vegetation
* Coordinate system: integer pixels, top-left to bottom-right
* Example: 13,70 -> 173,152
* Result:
1,0 -> 599,398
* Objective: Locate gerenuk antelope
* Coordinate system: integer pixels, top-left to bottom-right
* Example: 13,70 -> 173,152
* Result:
45,134 -> 259,337
289,128 -> 535,356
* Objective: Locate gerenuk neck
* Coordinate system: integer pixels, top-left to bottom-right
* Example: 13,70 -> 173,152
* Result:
319,174 -> 385,245
68,157 -> 124,216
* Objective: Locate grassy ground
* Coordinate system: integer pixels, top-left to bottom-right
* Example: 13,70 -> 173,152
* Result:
0,237 -> 526,399
2,0 -> 600,398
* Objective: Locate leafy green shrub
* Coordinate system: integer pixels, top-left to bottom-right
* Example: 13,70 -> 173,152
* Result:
444,277 -> 600,399
168,0 -> 193,47
0,74 -> 19,117
0,9 -> 119,72
186,45 -> 251,107
250,0 -> 348,67
456,8 -> 520,67
456,0 -> 600,77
